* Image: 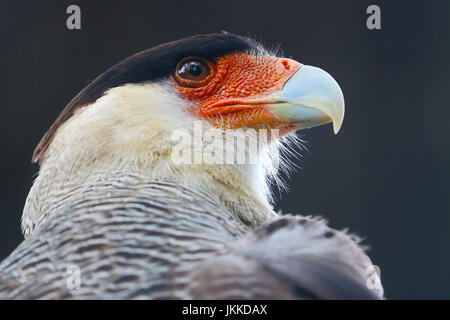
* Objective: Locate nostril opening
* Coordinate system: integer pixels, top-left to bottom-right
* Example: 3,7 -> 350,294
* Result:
281,59 -> 290,70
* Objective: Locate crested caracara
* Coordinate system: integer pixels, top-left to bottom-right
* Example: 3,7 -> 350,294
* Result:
0,33 -> 383,299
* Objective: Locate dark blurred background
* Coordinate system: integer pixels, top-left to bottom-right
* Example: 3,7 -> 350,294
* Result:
0,0 -> 449,299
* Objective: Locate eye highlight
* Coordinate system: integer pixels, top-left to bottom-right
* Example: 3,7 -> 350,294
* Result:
175,57 -> 214,88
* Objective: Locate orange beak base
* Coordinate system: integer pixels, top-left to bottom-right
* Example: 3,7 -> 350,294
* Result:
171,53 -> 301,132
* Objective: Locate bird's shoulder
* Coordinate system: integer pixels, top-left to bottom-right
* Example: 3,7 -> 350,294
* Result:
187,215 -> 384,299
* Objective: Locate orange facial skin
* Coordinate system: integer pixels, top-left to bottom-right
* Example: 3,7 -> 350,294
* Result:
171,53 -> 301,132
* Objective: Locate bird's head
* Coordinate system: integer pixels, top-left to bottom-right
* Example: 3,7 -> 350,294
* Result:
25,33 -> 344,232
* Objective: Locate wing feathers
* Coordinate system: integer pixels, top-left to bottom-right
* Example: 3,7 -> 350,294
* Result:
188,215 -> 383,299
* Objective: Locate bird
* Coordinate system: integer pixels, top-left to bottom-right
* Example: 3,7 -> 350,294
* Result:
0,32 -> 383,299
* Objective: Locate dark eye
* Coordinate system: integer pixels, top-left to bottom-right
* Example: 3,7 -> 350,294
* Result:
175,57 -> 213,87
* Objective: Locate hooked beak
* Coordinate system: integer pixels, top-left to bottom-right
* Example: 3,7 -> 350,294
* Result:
270,65 -> 345,134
